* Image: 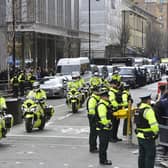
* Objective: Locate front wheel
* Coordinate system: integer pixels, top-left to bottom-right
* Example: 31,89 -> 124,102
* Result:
72,102 -> 78,113
25,118 -> 33,132
39,117 -> 45,130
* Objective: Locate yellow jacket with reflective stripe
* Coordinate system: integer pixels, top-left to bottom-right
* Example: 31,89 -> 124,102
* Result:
136,103 -> 159,139
121,90 -> 130,107
87,94 -> 100,115
109,87 -> 119,109
0,97 -> 7,110
89,76 -> 102,86
96,99 -> 111,129
112,74 -> 121,82
27,89 -> 47,100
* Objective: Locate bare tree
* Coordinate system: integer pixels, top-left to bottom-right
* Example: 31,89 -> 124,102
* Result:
109,23 -> 130,57
145,25 -> 163,58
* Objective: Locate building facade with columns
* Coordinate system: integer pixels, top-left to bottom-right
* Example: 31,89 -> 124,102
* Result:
0,0 -> 98,72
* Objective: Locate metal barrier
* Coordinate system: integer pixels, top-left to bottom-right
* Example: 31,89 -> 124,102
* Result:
0,80 -> 13,98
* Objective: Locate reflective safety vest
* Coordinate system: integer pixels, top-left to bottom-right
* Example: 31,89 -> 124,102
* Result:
87,93 -> 100,115
95,99 -> 112,130
0,97 -> 7,110
90,76 -> 102,86
134,103 -> 159,139
109,87 -> 122,110
11,76 -> 19,86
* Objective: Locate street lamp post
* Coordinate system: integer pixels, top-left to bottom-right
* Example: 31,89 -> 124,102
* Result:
123,10 -> 126,57
88,0 -> 91,63
12,0 -> 16,72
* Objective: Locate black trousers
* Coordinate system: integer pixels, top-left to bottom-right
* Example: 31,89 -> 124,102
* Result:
138,138 -> 156,168
88,115 -> 97,151
98,129 -> 111,163
111,116 -> 120,139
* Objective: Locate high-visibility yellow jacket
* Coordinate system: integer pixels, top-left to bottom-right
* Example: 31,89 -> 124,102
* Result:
90,76 -> 102,87
0,97 -> 7,110
96,99 -> 112,130
136,103 -> 159,139
109,87 -> 119,110
87,93 -> 100,115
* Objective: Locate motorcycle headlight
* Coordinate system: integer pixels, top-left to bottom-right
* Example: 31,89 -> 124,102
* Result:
21,107 -> 27,113
30,107 -> 37,112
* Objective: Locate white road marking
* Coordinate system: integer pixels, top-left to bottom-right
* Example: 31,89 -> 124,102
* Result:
57,113 -> 73,120
54,104 -> 65,108
8,134 -> 88,139
45,113 -> 73,126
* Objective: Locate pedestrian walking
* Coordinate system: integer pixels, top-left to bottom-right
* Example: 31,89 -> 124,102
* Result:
134,94 -> 159,168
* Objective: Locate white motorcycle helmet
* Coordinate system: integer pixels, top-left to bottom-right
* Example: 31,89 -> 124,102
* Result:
71,71 -> 80,80
33,81 -> 40,92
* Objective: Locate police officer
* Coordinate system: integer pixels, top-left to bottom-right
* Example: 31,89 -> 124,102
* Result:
0,93 -> 7,137
18,70 -> 26,96
10,73 -> 19,97
96,87 -> 112,165
111,70 -> 121,85
0,94 -> 7,111
134,94 -> 159,168
87,86 -> 100,153
154,88 -> 168,155
27,82 -> 46,107
90,72 -> 102,88
67,72 -> 81,91
27,81 -> 46,100
121,83 -> 133,136
27,71 -> 36,89
109,79 -> 122,142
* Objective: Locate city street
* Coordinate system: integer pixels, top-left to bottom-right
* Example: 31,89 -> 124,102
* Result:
0,77 -> 166,168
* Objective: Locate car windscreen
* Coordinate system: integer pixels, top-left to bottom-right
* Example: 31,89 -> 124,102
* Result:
119,68 -> 135,75
56,65 -> 80,75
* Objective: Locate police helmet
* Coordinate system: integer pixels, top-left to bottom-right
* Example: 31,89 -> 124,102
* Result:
113,70 -> 119,74
72,71 -> 80,80
123,82 -> 130,90
93,72 -> 99,77
33,81 -> 40,89
98,87 -> 109,97
139,94 -> 151,100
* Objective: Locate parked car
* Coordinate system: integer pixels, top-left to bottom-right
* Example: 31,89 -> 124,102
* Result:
119,66 -> 139,88
154,65 -> 162,81
106,65 -> 119,79
143,65 -> 156,83
40,76 -> 68,98
139,66 -> 151,84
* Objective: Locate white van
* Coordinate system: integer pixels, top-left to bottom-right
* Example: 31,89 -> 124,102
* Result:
56,57 -> 91,81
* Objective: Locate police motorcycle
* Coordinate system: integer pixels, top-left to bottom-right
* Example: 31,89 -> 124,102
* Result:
0,109 -> 13,139
37,98 -> 55,122
82,83 -> 91,98
66,88 -> 81,113
22,99 -> 46,132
